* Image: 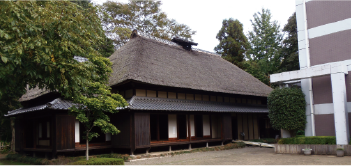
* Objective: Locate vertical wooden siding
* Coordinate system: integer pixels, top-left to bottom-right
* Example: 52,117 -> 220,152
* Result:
222,114 -> 232,140
15,119 -> 22,151
237,114 -> 243,140
134,113 -> 150,147
111,112 -> 131,148
56,115 -> 75,150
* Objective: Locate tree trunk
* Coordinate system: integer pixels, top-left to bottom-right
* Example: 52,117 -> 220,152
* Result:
11,117 -> 15,152
86,132 -> 89,161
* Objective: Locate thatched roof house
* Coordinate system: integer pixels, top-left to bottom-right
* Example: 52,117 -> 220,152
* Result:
9,31 -> 277,157
108,34 -> 272,97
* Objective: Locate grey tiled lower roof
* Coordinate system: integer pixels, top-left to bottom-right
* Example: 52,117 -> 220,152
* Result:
7,96 -> 268,116
6,98 -> 76,116
118,96 -> 268,113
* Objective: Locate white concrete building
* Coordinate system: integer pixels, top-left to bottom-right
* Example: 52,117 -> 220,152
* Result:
271,0 -> 351,145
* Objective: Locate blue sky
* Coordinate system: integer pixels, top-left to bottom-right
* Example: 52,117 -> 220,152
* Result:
93,0 -> 296,52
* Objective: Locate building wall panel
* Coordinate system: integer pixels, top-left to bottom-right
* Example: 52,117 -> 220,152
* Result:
306,1 -> 351,29
203,115 -> 210,136
111,112 -> 130,147
237,114 -> 243,140
134,113 -> 150,147
56,115 -> 75,150
312,75 -> 333,104
309,29 -> 351,66
315,114 -> 335,136
248,114 -> 254,140
222,114 -> 232,140
168,114 -> 177,138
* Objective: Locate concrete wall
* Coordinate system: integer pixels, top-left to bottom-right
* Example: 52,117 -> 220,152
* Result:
168,114 -> 177,138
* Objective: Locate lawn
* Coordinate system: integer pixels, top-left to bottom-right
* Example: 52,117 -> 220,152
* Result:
0,159 -> 28,165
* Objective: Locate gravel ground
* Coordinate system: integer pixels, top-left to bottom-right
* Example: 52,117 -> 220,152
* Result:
126,146 -> 351,165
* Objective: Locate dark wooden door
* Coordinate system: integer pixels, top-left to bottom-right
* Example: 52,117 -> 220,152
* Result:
232,116 -> 238,140
134,113 -> 150,147
222,114 -> 232,140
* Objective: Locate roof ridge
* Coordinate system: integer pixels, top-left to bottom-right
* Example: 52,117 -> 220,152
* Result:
137,32 -> 221,57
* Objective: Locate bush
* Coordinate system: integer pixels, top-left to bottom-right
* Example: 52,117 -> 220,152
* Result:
278,136 -> 336,144
249,138 -> 277,144
268,87 -> 306,133
6,154 -> 43,165
71,158 -> 124,165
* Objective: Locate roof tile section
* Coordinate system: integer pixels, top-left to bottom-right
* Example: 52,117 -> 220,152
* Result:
108,36 -> 272,97
9,96 -> 268,116
6,98 -> 75,116
118,96 -> 268,113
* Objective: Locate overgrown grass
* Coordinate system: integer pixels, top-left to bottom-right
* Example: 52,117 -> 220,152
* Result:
249,138 -> 277,144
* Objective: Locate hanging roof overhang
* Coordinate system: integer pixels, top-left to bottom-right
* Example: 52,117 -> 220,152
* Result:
7,96 -> 268,116
117,96 -> 268,113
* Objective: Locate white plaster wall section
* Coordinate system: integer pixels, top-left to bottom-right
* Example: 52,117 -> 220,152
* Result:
308,18 -> 351,39
203,115 -> 211,136
75,120 -> 80,142
168,114 -> 177,138
314,103 -> 351,115
190,115 -> 195,137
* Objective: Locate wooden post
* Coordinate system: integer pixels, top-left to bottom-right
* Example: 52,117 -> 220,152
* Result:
188,144 -> 191,150
169,146 -> 171,152
188,114 -> 191,142
52,114 -> 57,159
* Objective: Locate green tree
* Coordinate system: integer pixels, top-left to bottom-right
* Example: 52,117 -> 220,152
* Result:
278,12 -> 299,72
0,1 -> 127,160
100,0 -> 196,49
214,18 -> 249,69
246,8 -> 283,85
268,87 -> 306,136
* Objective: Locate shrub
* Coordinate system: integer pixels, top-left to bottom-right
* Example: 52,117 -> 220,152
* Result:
6,154 -> 42,165
278,136 -> 336,144
71,158 -> 124,165
268,87 -> 306,134
249,138 -> 277,144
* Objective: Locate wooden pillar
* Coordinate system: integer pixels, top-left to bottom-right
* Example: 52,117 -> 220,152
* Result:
209,115 -> 212,139
51,114 -> 57,159
188,114 -> 191,142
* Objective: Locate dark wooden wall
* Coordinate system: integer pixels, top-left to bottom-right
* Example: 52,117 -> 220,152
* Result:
222,114 -> 232,140
134,113 -> 150,148
111,112 -> 131,148
15,118 -> 22,151
55,115 -> 75,150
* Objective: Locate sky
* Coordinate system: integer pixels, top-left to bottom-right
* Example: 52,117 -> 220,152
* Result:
92,0 -> 296,52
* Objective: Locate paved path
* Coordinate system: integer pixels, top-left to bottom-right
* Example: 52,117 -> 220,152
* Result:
126,146 -> 351,165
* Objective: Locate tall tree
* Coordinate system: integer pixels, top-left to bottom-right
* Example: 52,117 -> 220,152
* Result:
214,18 -> 249,69
0,1 -> 127,160
245,8 -> 283,85
73,0 -> 115,57
278,12 -> 299,72
100,0 -> 196,49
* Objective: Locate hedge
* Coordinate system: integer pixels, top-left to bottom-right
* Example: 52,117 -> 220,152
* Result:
6,154 -> 43,165
71,158 -> 124,165
278,136 -> 336,145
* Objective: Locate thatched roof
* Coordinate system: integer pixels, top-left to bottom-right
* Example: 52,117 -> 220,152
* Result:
19,35 -> 272,102
108,35 -> 272,97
